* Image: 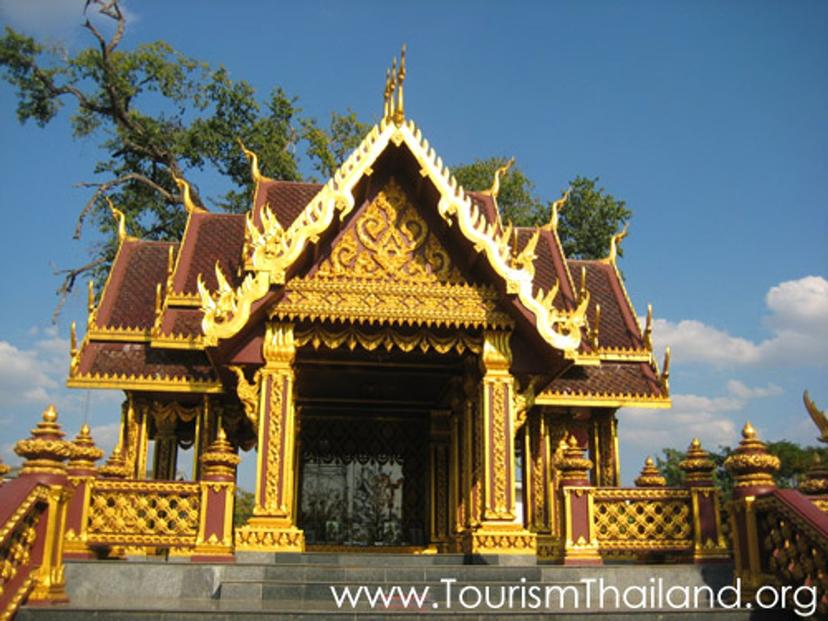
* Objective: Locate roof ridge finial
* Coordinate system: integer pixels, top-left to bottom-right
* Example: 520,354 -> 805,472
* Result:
483,156 -> 515,200
804,390 -> 828,444
238,139 -> 266,184
606,223 -> 629,264
105,197 -> 128,243
172,173 -> 207,214
383,44 -> 407,126
545,187 -> 571,231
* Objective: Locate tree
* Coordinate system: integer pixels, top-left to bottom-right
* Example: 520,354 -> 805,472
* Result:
452,159 -> 631,260
233,488 -> 255,528
301,110 -> 372,181
558,176 -> 632,260
452,157 -> 547,227
0,0 -> 306,313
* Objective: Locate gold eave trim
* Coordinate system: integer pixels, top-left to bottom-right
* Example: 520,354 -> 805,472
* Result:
67,373 -> 223,394
150,335 -> 205,350
536,393 -> 671,409
166,292 -> 201,307
86,327 -> 152,342
596,349 -> 653,362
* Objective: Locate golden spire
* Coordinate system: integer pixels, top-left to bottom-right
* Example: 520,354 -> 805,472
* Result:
86,279 -> 96,331
165,245 -> 175,296
660,346 -> 671,393
395,44 -> 406,124
238,139 -> 265,184
70,321 -> 78,358
579,265 -> 587,301
154,282 -> 162,319
606,223 -> 628,264
172,174 -> 207,214
643,303 -> 653,351
545,188 -> 571,231
590,303 -> 601,349
105,197 -> 128,243
382,44 -> 407,125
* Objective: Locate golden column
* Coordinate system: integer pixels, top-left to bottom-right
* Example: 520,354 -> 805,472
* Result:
524,411 -> 557,560
236,322 -> 304,551
428,410 -> 451,549
463,330 -> 535,555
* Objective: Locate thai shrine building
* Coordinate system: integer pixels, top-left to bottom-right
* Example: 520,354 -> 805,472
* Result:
65,52 -> 677,562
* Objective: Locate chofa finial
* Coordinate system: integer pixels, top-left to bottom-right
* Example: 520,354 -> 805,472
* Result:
803,390 -> 828,443
172,174 -> 206,214
606,223 -> 629,264
238,139 -> 266,184
483,157 -> 515,200
546,188 -> 571,231
105,197 -> 128,243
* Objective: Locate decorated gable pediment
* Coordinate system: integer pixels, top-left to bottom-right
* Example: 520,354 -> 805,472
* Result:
315,179 -> 462,285
270,179 -> 514,330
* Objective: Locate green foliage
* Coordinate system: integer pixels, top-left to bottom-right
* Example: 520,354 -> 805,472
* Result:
233,487 -> 255,527
558,176 -> 632,259
655,441 -> 828,498
452,159 -> 631,260
301,109 -> 371,180
452,158 -> 547,227
0,3 -> 310,305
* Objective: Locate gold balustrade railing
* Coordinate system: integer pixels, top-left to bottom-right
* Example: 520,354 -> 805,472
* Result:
591,488 -> 694,553
85,479 -> 201,549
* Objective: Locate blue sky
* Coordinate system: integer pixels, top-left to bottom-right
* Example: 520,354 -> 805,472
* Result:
0,0 -> 826,488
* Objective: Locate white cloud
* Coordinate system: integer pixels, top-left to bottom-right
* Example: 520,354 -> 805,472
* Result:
0,340 -> 62,408
650,275 -> 828,368
619,380 -> 783,453
725,380 -> 783,400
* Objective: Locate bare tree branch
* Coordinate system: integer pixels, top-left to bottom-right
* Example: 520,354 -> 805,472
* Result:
73,172 -> 182,239
51,257 -> 106,323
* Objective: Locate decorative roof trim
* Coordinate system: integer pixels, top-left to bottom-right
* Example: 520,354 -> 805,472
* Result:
536,391 -> 671,409
149,334 -> 204,350
198,117 -> 589,353
86,327 -> 151,342
67,372 -> 222,394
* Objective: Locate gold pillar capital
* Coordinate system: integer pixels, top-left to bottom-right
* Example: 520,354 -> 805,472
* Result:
263,322 -> 296,368
480,330 -> 512,374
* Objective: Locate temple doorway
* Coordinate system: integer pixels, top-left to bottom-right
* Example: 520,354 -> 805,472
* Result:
298,412 -> 428,547
293,341 -> 466,549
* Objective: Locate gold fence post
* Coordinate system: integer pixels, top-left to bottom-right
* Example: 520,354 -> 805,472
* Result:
679,439 -> 729,563
13,405 -> 74,605
192,426 -> 240,561
64,425 -> 103,559
724,423 -> 780,596
556,434 -> 601,565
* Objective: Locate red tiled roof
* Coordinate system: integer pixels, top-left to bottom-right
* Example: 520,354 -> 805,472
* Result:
159,308 -> 203,338
254,179 -> 322,228
77,342 -> 216,382
466,192 -> 500,231
172,213 -> 245,294
95,240 -> 177,330
516,227 -> 578,312
569,259 -> 643,351
547,361 -> 664,398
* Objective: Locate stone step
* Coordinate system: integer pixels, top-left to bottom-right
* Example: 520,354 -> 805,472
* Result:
219,578 -> 587,603
16,601 -> 791,621
253,564 -> 547,583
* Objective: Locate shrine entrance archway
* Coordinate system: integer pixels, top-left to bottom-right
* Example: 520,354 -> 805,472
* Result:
294,342 -> 465,551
